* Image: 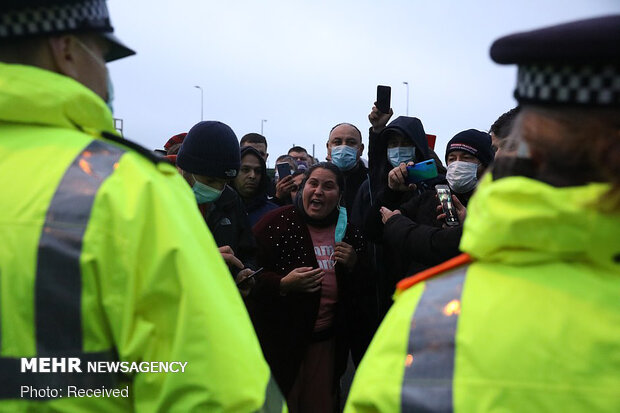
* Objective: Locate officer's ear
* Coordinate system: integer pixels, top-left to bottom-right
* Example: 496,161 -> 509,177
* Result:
47,35 -> 81,79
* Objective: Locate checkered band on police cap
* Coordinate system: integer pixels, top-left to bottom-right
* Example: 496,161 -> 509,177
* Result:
0,0 -> 111,39
491,15 -> 620,108
516,64 -> 620,107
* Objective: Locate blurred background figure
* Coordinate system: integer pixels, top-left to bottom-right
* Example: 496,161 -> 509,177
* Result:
489,106 -> 520,155
288,146 -> 311,171
240,132 -> 269,162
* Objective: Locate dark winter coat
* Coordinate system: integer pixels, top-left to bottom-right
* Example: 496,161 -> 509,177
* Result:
349,117 -> 438,319
382,188 -> 473,283
248,205 -> 376,396
199,185 -> 257,274
342,160 -> 369,213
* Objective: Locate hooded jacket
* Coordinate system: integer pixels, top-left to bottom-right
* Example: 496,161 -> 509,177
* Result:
0,63 -> 281,411
368,116 -> 431,201
349,117 -> 437,319
233,146 -> 279,226
350,116 -> 433,227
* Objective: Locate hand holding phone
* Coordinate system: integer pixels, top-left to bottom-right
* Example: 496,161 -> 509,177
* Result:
388,162 -> 416,192
236,267 -> 264,286
276,163 -> 292,180
435,185 -> 459,226
405,159 -> 438,184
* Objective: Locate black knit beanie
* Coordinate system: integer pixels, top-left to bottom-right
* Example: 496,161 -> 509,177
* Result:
445,129 -> 494,167
177,121 -> 240,178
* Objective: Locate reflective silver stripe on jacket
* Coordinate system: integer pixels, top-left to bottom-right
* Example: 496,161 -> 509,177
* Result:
0,140 -> 126,400
401,265 -> 468,413
257,375 -> 286,413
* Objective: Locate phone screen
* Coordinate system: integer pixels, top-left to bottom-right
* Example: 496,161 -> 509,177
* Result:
406,159 -> 438,184
436,185 -> 459,226
376,85 -> 391,114
276,163 -> 292,179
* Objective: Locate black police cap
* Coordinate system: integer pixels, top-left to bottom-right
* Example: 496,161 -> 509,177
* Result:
0,0 -> 135,62
490,15 -> 620,107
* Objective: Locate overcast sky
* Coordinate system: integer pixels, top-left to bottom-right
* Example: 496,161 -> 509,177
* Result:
107,0 -> 620,166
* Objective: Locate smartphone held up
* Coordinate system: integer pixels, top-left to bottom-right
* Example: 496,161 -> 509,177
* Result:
276,163 -> 292,180
405,159 -> 438,185
435,185 -> 459,227
376,85 -> 391,114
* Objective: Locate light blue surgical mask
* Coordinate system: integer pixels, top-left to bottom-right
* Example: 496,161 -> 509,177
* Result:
331,145 -> 358,171
387,146 -> 416,168
335,205 -> 347,243
192,175 -> 224,203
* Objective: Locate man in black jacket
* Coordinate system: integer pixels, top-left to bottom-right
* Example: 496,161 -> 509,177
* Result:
326,123 -> 369,212
379,129 -> 494,287
177,121 -> 257,294
350,109 -> 437,320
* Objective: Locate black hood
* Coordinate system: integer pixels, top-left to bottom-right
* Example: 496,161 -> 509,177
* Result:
378,116 -> 431,163
370,116 -> 432,196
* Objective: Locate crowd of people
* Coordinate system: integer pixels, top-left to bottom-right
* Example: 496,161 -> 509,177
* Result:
161,105 -> 505,322
1,0 -> 619,412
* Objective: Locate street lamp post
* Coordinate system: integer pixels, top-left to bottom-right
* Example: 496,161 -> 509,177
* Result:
402,81 -> 409,116
261,119 -> 267,135
194,85 -> 203,121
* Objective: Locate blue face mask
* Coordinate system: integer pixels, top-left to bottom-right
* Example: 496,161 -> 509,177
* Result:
192,175 -> 223,203
387,146 -> 415,168
331,145 -> 358,171
335,206 -> 347,243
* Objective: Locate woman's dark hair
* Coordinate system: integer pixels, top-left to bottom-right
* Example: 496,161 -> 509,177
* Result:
293,162 -> 346,226
301,162 -> 345,195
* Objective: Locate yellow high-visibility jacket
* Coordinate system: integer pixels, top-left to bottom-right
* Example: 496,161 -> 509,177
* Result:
0,62 -> 284,412
346,174 -> 620,412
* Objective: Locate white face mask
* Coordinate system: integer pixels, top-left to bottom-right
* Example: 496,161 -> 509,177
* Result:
76,38 -> 114,113
446,161 -> 478,193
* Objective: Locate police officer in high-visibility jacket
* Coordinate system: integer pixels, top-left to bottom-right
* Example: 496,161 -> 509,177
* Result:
346,15 -> 620,413
0,1 -> 284,411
